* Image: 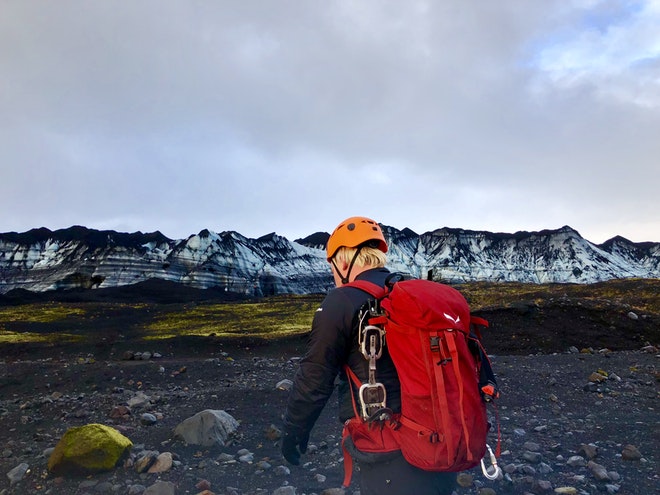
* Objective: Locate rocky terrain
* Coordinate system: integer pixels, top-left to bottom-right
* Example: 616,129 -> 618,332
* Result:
0,283 -> 658,495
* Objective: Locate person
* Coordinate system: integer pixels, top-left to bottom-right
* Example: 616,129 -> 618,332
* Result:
281,216 -> 457,495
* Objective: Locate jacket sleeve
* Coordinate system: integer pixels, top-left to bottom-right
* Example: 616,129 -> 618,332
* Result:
283,288 -> 355,438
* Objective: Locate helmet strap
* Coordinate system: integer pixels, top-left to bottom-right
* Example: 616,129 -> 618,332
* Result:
332,246 -> 363,285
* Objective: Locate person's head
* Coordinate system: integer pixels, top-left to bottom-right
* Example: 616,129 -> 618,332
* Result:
326,216 -> 388,286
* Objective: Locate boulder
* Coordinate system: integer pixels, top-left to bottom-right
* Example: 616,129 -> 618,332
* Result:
173,409 -> 239,447
48,423 -> 133,475
144,481 -> 176,495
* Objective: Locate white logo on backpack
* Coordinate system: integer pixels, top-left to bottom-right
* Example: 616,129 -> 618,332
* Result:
443,312 -> 461,325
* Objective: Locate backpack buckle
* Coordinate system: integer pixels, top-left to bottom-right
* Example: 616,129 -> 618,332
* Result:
430,334 -> 452,365
481,382 -> 500,402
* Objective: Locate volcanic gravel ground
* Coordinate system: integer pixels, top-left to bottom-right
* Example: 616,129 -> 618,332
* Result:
0,287 -> 658,495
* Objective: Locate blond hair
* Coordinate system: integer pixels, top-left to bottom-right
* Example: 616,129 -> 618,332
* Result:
332,245 -> 387,268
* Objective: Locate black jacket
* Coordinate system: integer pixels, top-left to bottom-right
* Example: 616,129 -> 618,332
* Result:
283,268 -> 401,439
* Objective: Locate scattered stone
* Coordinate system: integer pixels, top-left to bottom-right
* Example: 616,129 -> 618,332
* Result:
135,451 -> 159,473
266,424 -> 282,441
621,444 -> 642,461
456,472 -> 474,487
566,456 -> 586,468
147,452 -> 173,473
95,480 -> 114,492
109,405 -> 132,420
276,379 -> 293,391
127,391 -> 150,408
217,452 -> 235,463
172,366 -> 187,376
583,382 -> 600,393
578,443 -> 598,459
196,479 -> 212,490
140,413 -> 158,425
79,479 -> 98,489
127,484 -> 147,495
321,489 -> 345,495
523,441 -> 541,452
627,311 -> 638,321
523,451 -> 542,463
6,462 -> 29,486
143,480 -> 176,495
273,486 -> 296,495
536,479 -> 553,491
587,460 -> 611,481
274,465 -> 291,476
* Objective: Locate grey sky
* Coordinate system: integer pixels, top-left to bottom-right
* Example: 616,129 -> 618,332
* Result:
1,1 -> 659,243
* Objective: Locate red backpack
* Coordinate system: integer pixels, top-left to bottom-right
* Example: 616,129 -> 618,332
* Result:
341,276 -> 500,487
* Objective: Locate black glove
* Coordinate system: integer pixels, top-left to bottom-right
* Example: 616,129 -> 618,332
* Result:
281,430 -> 309,465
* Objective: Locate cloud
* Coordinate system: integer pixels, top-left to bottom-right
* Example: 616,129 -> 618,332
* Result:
0,1 -> 658,244
531,0 -> 660,108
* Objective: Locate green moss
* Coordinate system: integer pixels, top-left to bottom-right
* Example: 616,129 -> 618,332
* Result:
0,303 -> 86,323
48,423 -> 133,474
0,330 -> 84,344
3,279 -> 657,348
145,296 -> 317,340
456,279 -> 660,314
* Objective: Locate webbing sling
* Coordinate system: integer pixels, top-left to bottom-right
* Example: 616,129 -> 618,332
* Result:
428,329 -> 455,465
446,330 -> 474,462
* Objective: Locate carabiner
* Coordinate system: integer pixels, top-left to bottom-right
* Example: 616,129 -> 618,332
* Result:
480,444 -> 502,481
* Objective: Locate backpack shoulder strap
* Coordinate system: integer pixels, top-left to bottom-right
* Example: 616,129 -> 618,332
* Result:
343,279 -> 386,298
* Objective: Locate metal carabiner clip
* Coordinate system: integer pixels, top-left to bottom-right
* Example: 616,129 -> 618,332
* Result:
480,444 -> 502,481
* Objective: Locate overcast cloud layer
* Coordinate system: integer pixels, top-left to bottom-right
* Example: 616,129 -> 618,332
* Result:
1,1 -> 659,243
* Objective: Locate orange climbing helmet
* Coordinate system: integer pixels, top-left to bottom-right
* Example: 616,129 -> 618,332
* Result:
326,216 -> 388,261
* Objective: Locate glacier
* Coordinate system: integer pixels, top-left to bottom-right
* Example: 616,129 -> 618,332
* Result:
0,225 -> 658,295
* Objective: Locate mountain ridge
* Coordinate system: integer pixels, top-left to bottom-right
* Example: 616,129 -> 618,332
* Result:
0,224 -> 658,295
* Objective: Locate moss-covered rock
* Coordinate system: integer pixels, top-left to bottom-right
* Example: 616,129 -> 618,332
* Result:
48,423 -> 133,475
